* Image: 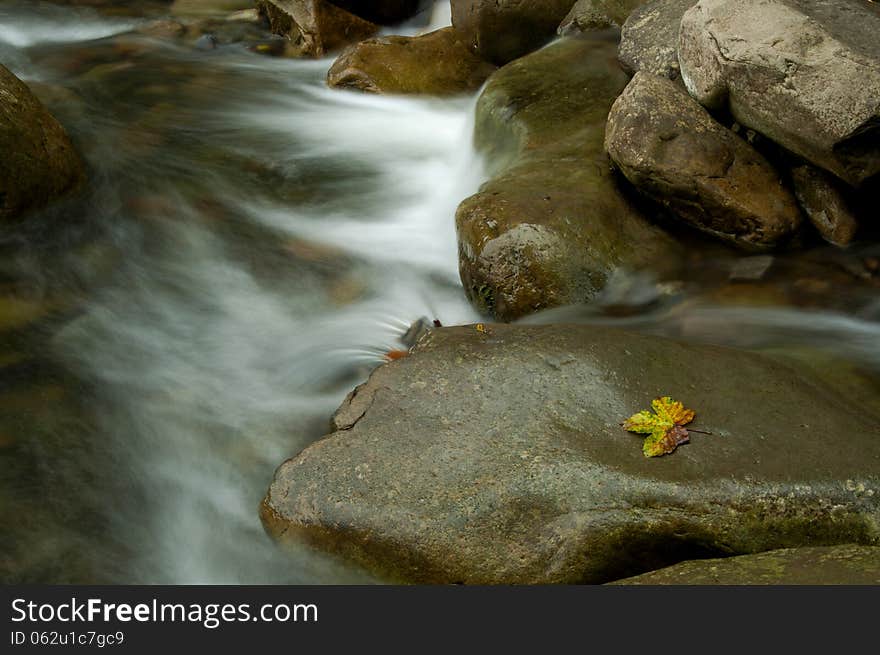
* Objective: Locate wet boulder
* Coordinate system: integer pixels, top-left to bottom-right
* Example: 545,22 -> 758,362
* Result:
618,0 -> 695,80
327,27 -> 496,95
558,0 -> 646,35
456,37 -> 677,321
678,0 -> 880,187
261,324 -> 880,584
451,0 -> 577,65
0,65 -> 85,222
255,0 -> 379,57
614,545 -> 880,585
789,164 -> 860,248
605,72 -> 803,250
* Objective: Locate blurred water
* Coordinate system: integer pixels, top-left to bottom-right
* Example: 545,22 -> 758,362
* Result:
0,0 -> 479,584
0,3 -> 140,48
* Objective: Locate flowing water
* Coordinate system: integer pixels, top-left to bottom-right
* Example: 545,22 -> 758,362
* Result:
0,0 -> 480,584
1,1 -> 878,584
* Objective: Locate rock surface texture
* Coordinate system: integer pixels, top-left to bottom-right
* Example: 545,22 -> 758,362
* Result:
0,64 -> 85,222
327,27 -> 496,95
255,0 -> 379,57
456,37 -> 676,321
451,0 -> 578,65
558,0 -> 646,34
614,545 -> 880,584
618,0 -> 695,80
789,164 -> 860,247
678,0 -> 880,187
605,72 -> 803,249
261,324 -> 880,584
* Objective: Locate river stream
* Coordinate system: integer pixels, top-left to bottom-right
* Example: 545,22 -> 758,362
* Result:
1,0 -> 878,584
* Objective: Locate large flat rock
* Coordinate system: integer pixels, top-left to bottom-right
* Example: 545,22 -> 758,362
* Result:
262,324 -> 880,584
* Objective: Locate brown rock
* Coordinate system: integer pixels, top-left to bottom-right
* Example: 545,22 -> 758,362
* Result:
790,165 -> 860,247
558,0 -> 646,35
170,0 -> 254,16
255,0 -> 379,57
618,0 -> 696,80
605,72 -> 803,249
0,65 -> 85,222
327,27 -> 496,95
327,1 -> 424,25
451,0 -> 577,65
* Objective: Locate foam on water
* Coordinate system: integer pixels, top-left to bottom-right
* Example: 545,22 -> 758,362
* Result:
240,85 -> 483,275
0,4 -> 138,48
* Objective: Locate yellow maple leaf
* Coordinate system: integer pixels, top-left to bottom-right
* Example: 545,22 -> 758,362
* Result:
623,397 -> 696,458
651,397 -> 695,427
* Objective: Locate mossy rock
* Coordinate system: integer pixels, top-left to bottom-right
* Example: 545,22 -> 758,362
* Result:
456,37 -> 677,321
262,324 -> 880,584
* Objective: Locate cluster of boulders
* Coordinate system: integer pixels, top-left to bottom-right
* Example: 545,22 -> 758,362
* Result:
255,1 -> 680,95
453,0 -> 880,320
244,1 -> 878,320
627,1 -> 878,244
252,0 -> 497,92
257,1 -> 880,585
